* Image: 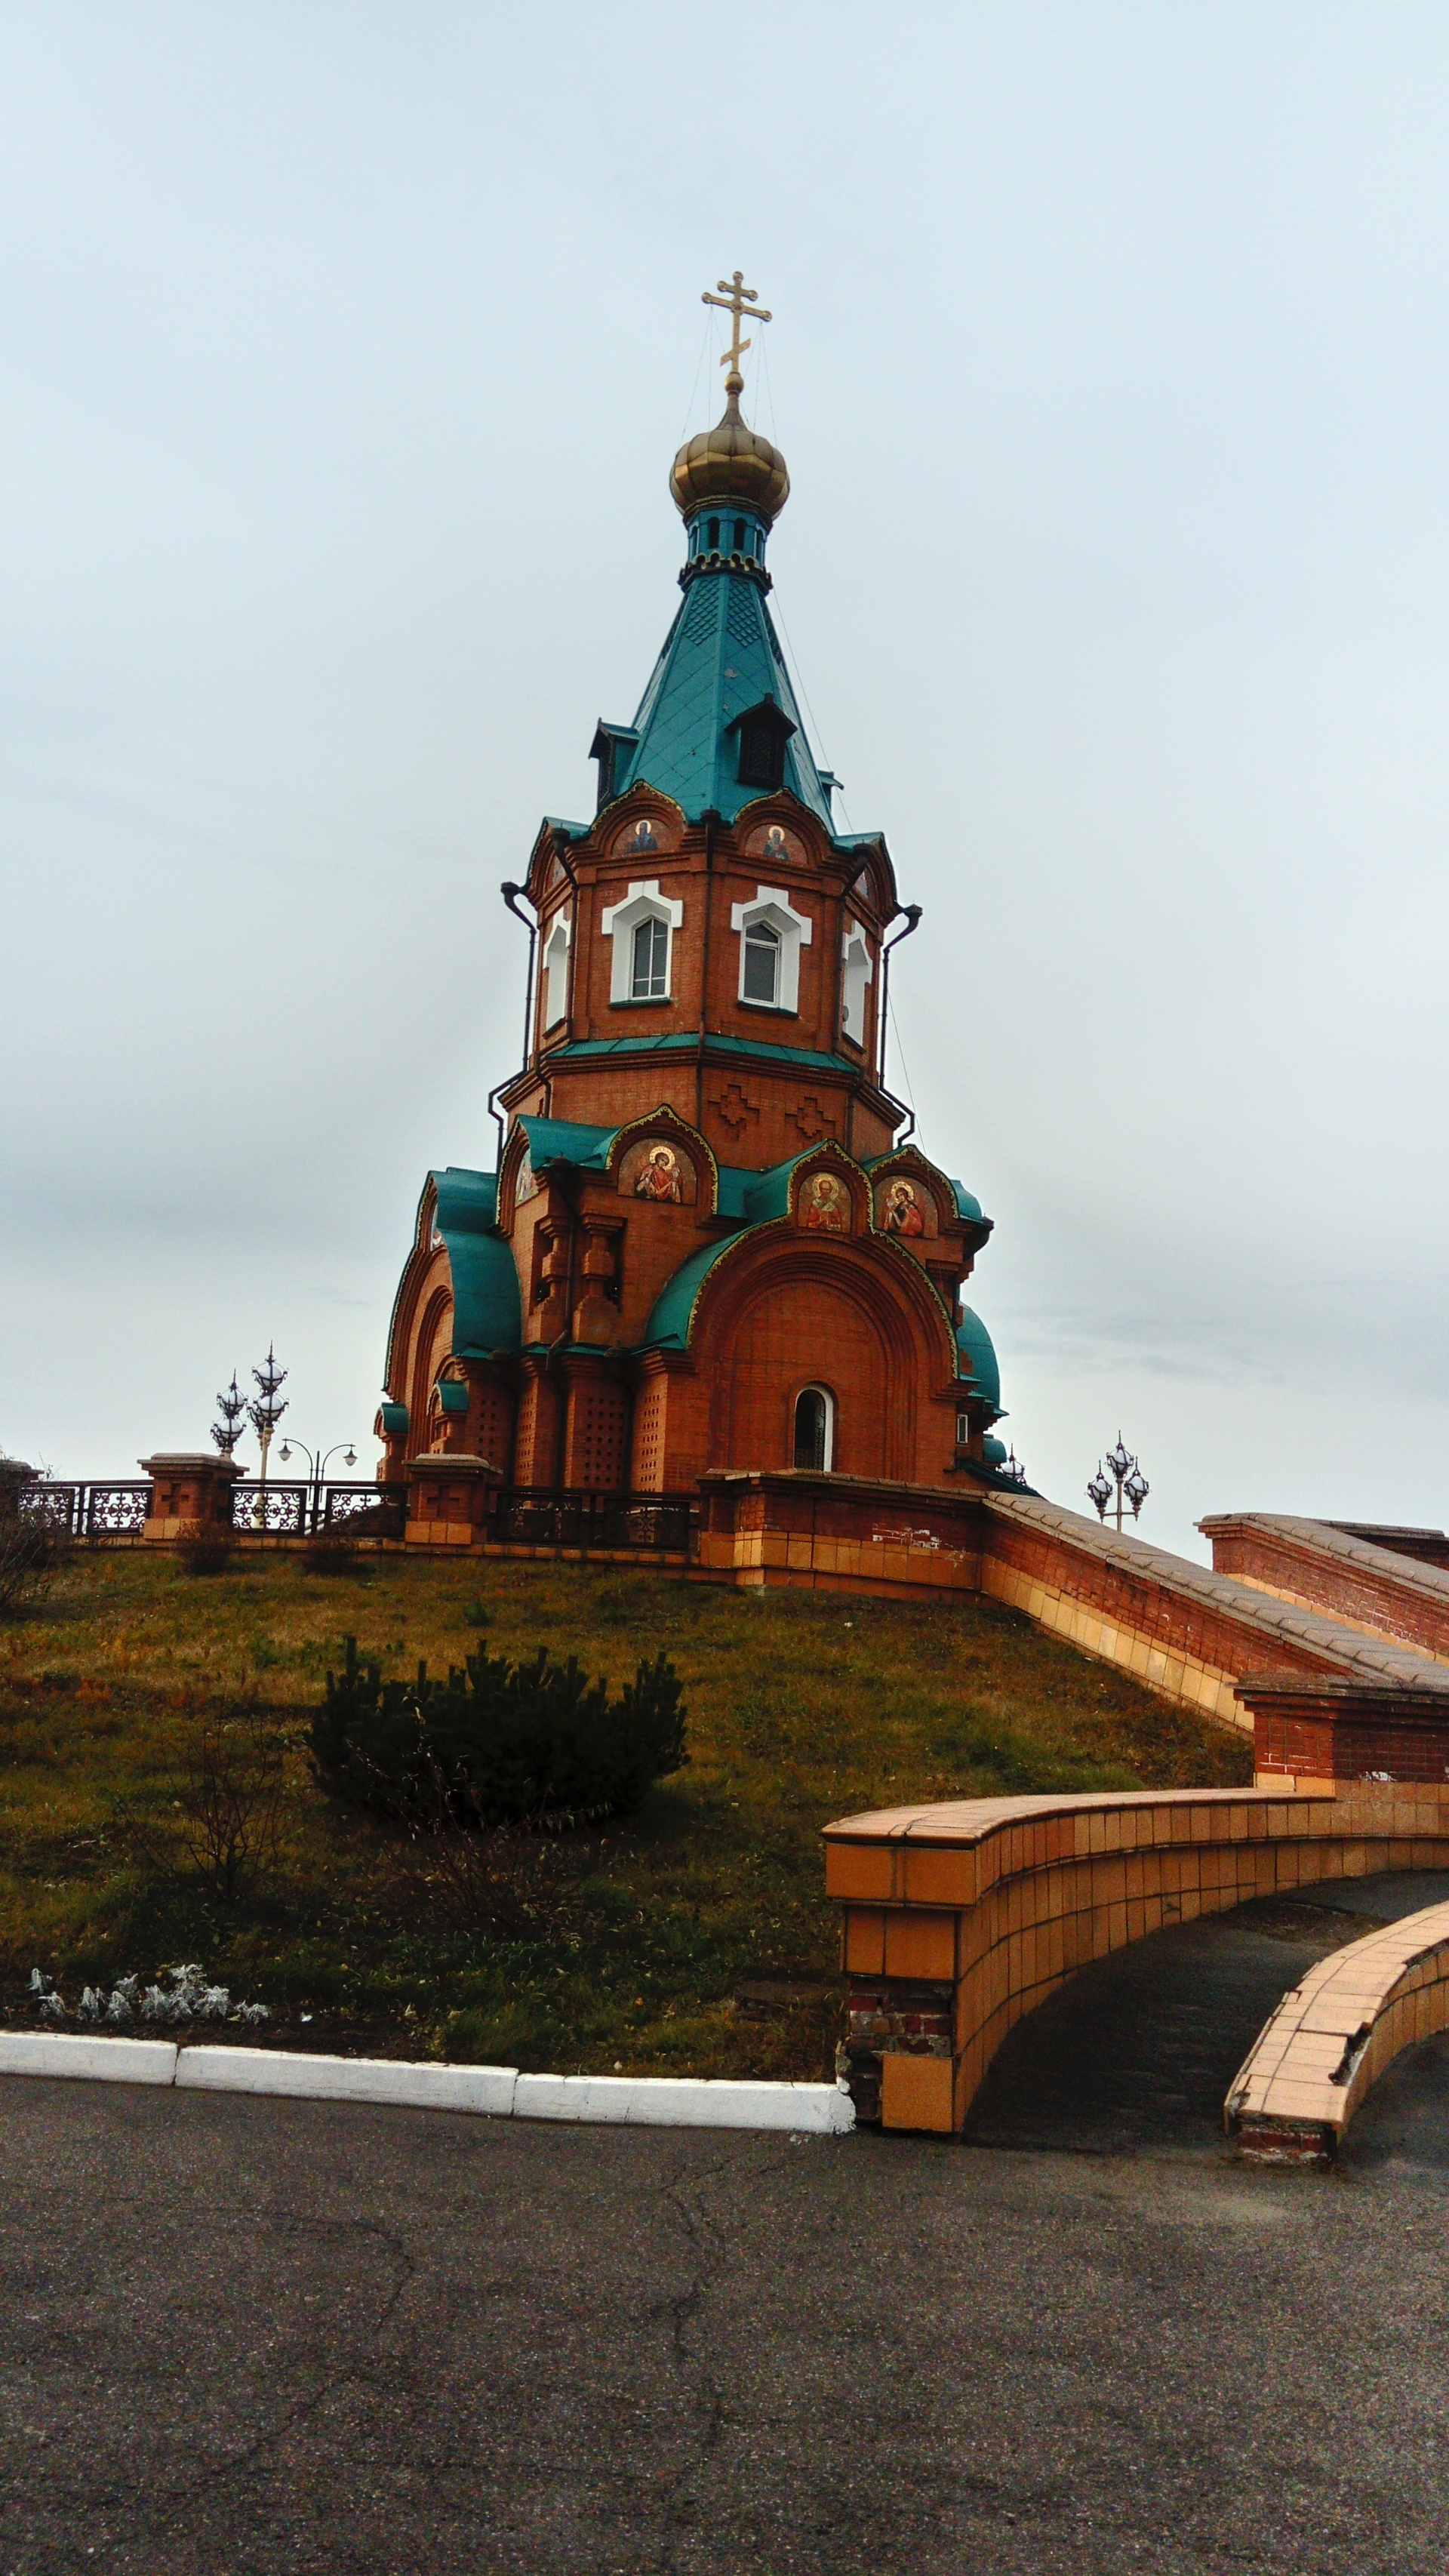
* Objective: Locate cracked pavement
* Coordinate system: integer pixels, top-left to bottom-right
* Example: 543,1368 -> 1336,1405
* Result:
5,1920 -> 1449,2574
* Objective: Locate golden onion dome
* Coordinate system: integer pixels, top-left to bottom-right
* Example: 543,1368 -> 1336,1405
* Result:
669,378 -> 790,525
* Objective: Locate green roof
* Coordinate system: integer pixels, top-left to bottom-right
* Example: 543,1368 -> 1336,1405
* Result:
549,1029 -> 865,1076
518,1116 -> 617,1172
642,1235 -> 743,1349
432,1168 -> 522,1358
955,1304 -> 1001,1411
606,570 -> 836,827
950,1177 -> 984,1223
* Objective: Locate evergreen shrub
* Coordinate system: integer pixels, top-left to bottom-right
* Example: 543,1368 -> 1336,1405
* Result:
310,1635 -> 688,1830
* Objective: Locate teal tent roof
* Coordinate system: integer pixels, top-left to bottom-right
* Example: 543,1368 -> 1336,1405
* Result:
951,1177 -> 984,1223
605,573 -> 836,828
518,1116 -> 617,1172
432,1168 -> 522,1358
955,1305 -> 1001,1411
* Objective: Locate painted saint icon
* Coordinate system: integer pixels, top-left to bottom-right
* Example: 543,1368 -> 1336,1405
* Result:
882,1177 -> 925,1236
764,822 -> 792,866
626,817 -> 659,854
635,1143 -> 684,1203
803,1171 -> 847,1233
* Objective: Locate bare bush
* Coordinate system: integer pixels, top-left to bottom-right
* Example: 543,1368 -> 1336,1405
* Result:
179,1703 -> 287,1903
0,1465 -> 70,1618
176,1521 -> 235,1577
402,1751 -> 572,1935
300,1530 -> 359,1578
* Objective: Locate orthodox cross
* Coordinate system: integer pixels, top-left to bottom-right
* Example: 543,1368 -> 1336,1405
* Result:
701,270 -> 771,389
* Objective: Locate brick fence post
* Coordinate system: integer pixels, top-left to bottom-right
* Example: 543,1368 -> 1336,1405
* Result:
138,1454 -> 242,1544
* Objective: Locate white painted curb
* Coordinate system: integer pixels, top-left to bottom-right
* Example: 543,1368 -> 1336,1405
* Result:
2,2033 -> 855,2134
512,2071 -> 854,2131
176,2048 -> 518,2116
0,2031 -> 178,2085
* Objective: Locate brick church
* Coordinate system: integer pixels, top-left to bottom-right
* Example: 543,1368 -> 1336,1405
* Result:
378,278 -> 1008,1501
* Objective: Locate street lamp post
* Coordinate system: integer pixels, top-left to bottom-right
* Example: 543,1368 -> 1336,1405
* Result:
211,1374 -> 246,1460
277,1438 -> 358,1535
1088,1433 -> 1150,1534
246,1346 -> 288,1526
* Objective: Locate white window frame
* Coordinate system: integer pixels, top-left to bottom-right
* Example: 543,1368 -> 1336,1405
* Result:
793,1383 -> 836,1472
541,908 -> 571,1029
840,917 -> 874,1048
730,884 -> 813,1014
600,879 -> 683,1005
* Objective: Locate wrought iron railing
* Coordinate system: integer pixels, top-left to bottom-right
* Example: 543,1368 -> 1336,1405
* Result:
13,1476 -> 692,1552
228,1481 -> 310,1536
11,1482 -> 152,1538
83,1484 -> 152,1537
491,1488 -> 694,1553
320,1483 -> 407,1538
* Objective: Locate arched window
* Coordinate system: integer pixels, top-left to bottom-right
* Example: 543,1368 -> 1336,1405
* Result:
542,911 -> 571,1028
601,878 -> 683,1005
733,518 -> 746,552
839,919 -> 873,1048
793,1385 -> 835,1473
731,885 -> 814,1013
708,518 -> 720,551
743,917 -> 780,1005
631,915 -> 668,999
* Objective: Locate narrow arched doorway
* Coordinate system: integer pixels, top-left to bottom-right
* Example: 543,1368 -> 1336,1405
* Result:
793,1384 -> 835,1473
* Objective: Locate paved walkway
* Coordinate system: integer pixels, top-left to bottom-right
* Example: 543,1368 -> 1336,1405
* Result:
5,1891 -> 1449,2575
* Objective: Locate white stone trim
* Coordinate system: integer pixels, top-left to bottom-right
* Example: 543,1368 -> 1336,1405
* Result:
541,906 -> 571,1029
600,878 -> 684,1004
729,884 -> 814,1014
840,917 -> 874,1047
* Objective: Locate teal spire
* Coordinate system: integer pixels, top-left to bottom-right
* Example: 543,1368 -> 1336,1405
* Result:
590,380 -> 838,829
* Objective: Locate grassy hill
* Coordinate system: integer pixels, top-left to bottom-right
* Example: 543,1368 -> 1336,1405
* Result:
0,1548 -> 1251,2079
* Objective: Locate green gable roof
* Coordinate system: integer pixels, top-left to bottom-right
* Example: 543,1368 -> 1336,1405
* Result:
432,1167 -> 522,1359
605,571 -> 835,828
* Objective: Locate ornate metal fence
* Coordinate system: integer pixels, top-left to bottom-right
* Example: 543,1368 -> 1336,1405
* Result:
228,1482 -> 310,1536
14,1476 -> 693,1552
321,1484 -> 407,1539
83,1485 -> 151,1537
11,1482 -> 150,1538
16,1482 -> 82,1535
491,1488 -> 694,1553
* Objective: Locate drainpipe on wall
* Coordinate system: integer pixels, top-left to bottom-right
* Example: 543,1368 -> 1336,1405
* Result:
877,903 -> 923,1110
696,811 -> 717,1134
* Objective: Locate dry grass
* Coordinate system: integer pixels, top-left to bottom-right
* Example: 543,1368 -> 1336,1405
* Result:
0,1547 -> 1251,2078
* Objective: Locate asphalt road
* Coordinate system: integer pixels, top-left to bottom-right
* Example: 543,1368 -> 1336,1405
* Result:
5,1900 -> 1449,2575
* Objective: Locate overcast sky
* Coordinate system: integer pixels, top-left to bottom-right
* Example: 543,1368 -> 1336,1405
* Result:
4,2 -> 1448,1558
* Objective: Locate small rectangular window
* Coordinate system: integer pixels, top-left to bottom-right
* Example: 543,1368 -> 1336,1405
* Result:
739,721 -> 783,790
631,916 -> 669,999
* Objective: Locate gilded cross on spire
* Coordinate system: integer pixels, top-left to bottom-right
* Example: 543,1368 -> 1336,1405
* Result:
701,269 -> 771,396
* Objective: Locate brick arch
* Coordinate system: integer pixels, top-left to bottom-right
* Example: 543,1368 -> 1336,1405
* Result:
695,1236 -> 953,1481
409,1282 -> 454,1450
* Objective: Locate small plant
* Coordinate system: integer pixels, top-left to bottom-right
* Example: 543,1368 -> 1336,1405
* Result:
179,1702 -> 287,1901
176,1521 -> 235,1577
311,1636 -> 689,1830
38,1965 -> 271,2027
